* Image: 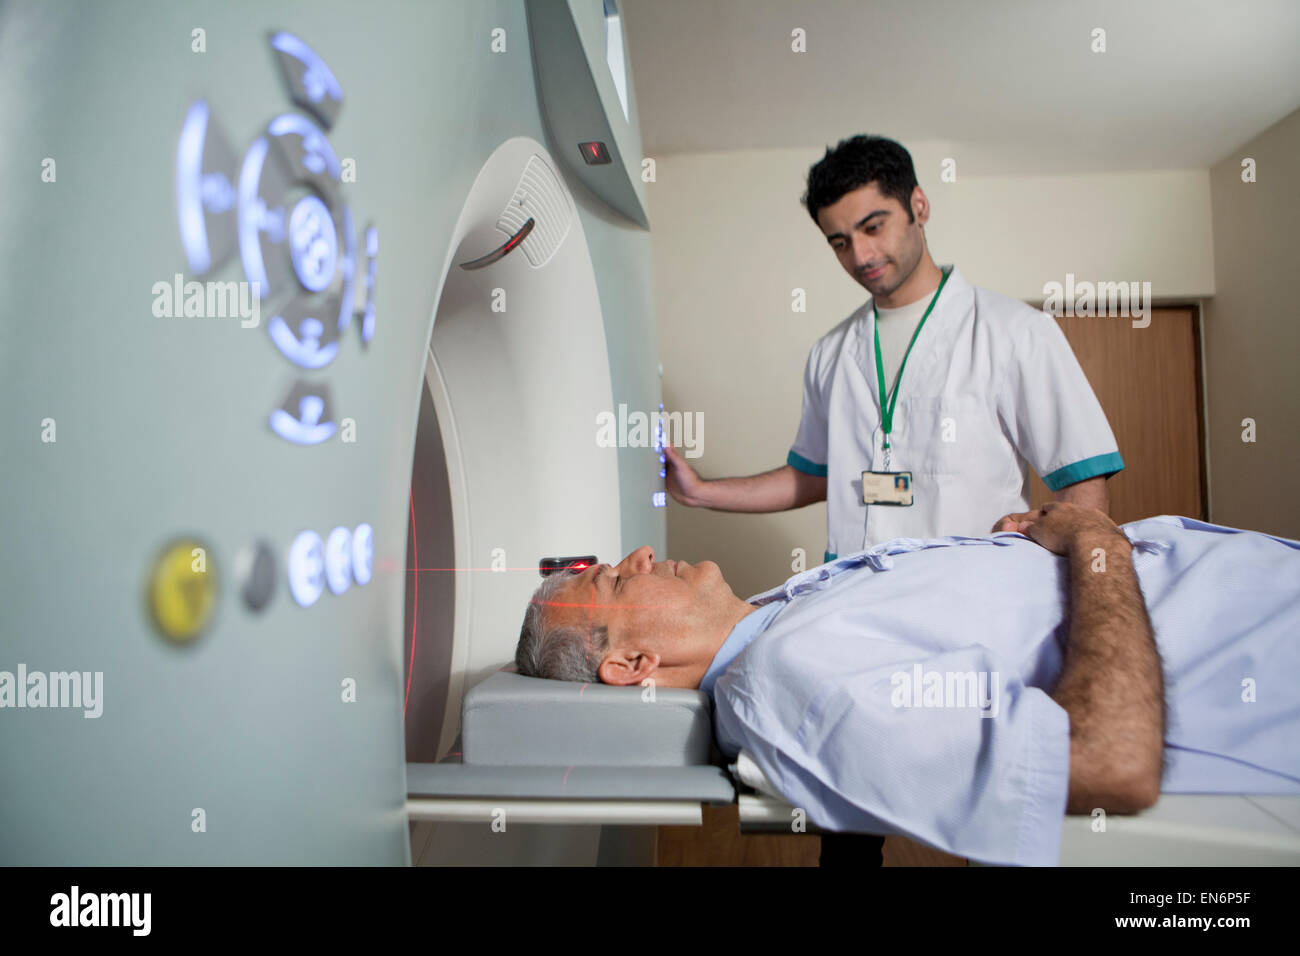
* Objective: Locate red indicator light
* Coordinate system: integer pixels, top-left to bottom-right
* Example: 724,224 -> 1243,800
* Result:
578,141 -> 611,165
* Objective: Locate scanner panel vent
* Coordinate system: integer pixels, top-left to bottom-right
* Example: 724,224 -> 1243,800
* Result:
497,154 -> 572,268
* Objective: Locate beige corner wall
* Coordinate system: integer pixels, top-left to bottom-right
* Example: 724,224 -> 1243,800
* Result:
648,145 -> 1218,598
1203,109 -> 1300,538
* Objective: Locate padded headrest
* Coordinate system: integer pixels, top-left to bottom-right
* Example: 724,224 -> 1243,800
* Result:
461,670 -> 714,767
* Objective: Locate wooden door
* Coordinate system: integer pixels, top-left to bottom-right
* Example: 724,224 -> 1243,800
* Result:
1029,307 -> 1205,523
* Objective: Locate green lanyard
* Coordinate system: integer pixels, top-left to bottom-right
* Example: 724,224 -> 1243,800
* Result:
873,267 -> 950,462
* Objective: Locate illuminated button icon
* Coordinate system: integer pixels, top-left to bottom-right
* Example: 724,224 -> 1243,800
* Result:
176,100 -> 240,276
655,402 -> 667,477
288,194 -> 339,293
358,225 -> 378,345
147,539 -> 218,642
268,113 -> 343,204
652,491 -> 666,508
268,312 -> 339,369
351,523 -> 374,585
267,284 -> 346,369
262,113 -> 358,349
269,32 -> 345,130
270,380 -> 337,445
288,530 -> 326,607
324,526 -> 353,595
335,204 -> 357,335
237,134 -> 295,301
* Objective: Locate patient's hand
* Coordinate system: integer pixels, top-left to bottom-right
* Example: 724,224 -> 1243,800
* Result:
994,502 -> 1122,556
992,509 -> 1043,534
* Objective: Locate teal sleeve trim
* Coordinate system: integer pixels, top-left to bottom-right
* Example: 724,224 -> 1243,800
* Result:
823,551 -> 838,564
1042,451 -> 1125,492
788,450 -> 828,477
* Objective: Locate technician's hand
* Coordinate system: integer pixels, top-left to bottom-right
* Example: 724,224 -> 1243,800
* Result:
663,443 -> 707,507
997,501 -> 1123,556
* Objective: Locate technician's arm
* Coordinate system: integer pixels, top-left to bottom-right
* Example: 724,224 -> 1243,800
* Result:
1008,502 -> 1164,814
663,444 -> 827,512
1053,475 -> 1109,513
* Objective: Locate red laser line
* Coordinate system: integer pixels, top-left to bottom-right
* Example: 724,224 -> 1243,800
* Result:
402,566 -> 602,572
586,578 -> 596,672
531,598 -> 670,610
404,489 -> 418,717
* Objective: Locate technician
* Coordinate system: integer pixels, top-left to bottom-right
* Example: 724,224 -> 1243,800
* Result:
665,134 -> 1123,563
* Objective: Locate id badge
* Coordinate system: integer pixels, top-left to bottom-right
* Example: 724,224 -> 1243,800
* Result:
862,470 -> 913,506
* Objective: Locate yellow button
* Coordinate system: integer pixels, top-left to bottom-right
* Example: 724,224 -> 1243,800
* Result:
148,539 -> 218,642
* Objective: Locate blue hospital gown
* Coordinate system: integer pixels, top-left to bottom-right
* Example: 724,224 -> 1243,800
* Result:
709,516 -> 1300,866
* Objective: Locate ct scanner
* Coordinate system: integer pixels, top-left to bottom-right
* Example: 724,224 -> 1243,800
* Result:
4,0 -> 1299,869
0,0 -> 672,866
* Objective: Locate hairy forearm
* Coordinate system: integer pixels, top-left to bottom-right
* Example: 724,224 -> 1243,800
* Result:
696,465 -> 827,512
1052,530 -> 1164,813
1054,476 -> 1109,513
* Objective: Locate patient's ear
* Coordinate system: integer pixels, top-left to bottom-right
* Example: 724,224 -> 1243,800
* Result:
599,651 -> 660,687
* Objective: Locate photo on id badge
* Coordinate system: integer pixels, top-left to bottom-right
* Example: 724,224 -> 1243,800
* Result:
862,470 -> 913,506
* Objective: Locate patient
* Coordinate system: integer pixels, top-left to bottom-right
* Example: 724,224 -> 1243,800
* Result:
515,503 -> 1300,865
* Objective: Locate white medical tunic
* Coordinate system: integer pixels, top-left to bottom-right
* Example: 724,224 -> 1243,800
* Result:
707,517 -> 1300,866
788,265 -> 1123,562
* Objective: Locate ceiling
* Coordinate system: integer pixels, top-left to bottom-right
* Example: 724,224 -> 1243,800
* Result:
620,0 -> 1300,173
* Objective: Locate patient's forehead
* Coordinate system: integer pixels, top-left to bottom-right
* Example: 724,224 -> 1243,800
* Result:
540,569 -> 600,625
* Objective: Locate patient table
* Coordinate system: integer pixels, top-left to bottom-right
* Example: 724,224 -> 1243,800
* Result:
407,670 -> 1300,865
407,671 -> 734,826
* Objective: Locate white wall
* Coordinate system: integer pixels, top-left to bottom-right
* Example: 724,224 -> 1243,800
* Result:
648,145 -> 1216,597
1203,108 -> 1300,538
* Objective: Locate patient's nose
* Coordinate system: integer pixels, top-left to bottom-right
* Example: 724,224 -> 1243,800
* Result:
620,545 -> 655,574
